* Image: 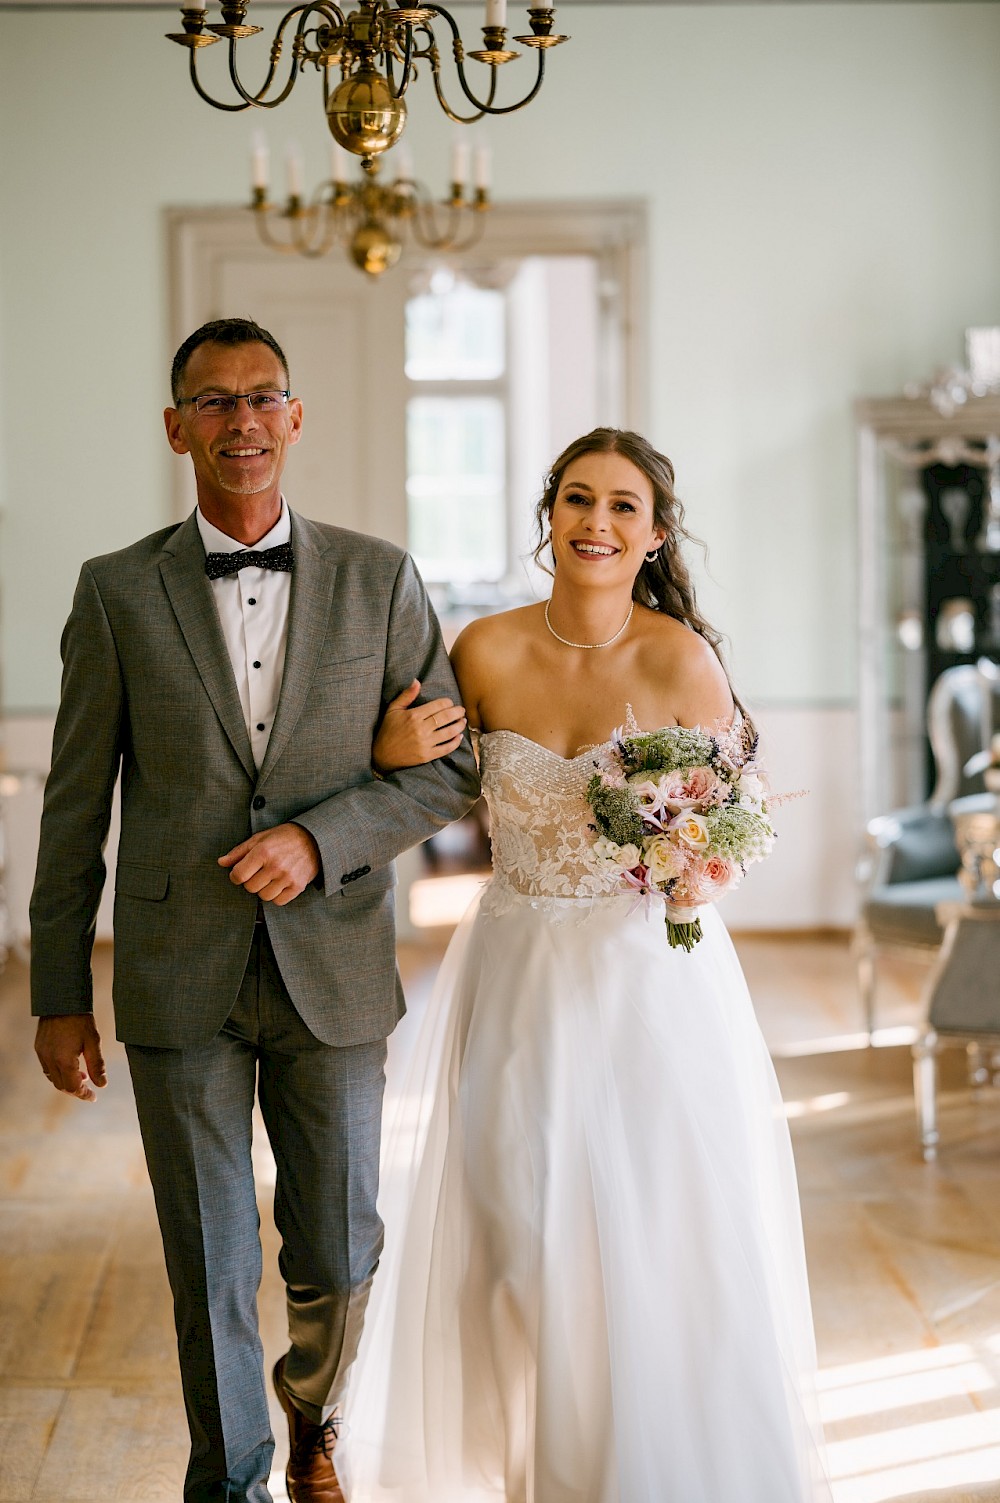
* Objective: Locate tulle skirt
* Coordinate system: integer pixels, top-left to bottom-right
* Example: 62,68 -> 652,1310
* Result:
335,885 -> 831,1503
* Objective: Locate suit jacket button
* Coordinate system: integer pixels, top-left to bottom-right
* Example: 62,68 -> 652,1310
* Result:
358,865 -> 371,876
252,795 -> 266,810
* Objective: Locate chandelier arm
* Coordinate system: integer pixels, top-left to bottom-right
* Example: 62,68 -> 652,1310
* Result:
448,209 -> 487,253
410,192 -> 462,250
253,207 -> 308,252
198,2 -> 343,112
190,48 -> 254,110
383,13 -> 415,99
289,200 -> 343,257
414,2 -> 547,116
456,46 -> 547,115
225,5 -> 325,109
428,48 -> 493,124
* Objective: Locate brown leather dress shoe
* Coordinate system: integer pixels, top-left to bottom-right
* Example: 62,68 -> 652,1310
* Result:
272,1355 -> 346,1503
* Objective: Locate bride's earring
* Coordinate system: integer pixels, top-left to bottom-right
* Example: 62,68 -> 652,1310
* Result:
645,547 -> 660,563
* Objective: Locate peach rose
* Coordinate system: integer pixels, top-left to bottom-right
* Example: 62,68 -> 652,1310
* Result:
684,855 -> 738,904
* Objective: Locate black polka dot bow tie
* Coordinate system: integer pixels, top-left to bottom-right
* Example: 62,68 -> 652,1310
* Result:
204,542 -> 294,580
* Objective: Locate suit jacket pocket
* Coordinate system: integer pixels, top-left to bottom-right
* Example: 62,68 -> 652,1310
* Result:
116,864 -> 169,901
312,652 -> 382,684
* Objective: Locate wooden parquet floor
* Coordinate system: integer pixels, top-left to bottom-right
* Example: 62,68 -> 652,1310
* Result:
2,935 -> 999,1502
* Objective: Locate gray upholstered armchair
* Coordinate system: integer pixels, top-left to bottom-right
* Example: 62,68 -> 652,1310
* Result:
855,660 -> 1000,1037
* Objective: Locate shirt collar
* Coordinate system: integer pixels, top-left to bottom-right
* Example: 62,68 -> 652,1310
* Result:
196,498 -> 291,557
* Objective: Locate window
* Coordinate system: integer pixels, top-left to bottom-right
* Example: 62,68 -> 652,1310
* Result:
405,276 -> 508,587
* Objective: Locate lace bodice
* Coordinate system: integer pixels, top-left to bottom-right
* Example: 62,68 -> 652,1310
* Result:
479,730 -> 621,904
477,710 -> 752,912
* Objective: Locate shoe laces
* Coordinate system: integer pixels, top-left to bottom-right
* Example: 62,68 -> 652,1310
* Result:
302,1412 -> 342,1461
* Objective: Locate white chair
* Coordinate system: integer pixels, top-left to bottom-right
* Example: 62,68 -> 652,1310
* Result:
855,660 -> 1000,1038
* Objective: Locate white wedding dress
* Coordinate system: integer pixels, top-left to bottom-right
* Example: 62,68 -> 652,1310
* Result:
335,724 -> 831,1503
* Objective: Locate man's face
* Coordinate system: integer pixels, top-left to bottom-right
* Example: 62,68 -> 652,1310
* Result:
164,340 -> 303,509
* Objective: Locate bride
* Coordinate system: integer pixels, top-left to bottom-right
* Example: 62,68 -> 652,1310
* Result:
334,428 -> 830,1502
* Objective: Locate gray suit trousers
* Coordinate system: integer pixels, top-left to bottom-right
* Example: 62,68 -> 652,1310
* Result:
127,925 -> 387,1502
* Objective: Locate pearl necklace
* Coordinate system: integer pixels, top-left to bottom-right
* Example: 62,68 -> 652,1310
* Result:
544,599 -> 634,650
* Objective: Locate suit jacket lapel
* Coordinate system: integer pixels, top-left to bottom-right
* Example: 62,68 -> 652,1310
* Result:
160,512 -> 257,781
258,510 -> 338,786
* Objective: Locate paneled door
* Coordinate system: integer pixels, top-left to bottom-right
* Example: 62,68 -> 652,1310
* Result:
169,229 -> 411,543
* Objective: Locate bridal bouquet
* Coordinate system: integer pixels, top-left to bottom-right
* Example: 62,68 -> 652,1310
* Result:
586,722 -> 776,951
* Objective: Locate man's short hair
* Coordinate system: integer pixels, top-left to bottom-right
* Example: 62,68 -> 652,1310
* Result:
171,318 -> 290,403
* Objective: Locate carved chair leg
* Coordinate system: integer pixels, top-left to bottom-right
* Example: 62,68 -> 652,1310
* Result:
913,1029 -> 940,1162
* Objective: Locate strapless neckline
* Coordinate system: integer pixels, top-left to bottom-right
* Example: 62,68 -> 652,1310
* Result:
478,709 -> 742,766
478,728 -> 611,765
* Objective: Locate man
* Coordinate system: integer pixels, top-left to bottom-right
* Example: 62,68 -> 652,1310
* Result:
30,317 -> 480,1503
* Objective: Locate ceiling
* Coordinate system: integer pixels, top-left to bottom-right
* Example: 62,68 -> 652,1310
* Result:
0,0 -> 983,9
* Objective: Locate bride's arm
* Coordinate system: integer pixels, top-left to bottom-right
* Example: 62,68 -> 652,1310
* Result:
372,678 -> 468,774
372,614 -> 496,773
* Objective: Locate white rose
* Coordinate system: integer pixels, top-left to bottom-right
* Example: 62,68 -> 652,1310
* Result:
644,833 -> 688,883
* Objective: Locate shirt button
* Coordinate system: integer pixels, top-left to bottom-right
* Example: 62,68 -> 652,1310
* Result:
248,598 -> 257,606
256,722 -> 265,732
253,660 -> 261,669
252,795 -> 266,810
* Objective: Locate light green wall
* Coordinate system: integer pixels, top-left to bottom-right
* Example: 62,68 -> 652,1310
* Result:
2,4 -> 999,710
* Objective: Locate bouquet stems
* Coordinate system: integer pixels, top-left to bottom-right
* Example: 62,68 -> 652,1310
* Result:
665,916 -> 703,951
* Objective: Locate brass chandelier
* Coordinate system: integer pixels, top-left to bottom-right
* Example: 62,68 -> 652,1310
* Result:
248,138 -> 491,276
167,1 -> 569,164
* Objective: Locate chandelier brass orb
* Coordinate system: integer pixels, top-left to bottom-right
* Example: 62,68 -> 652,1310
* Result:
326,65 -> 407,159
350,218 -> 403,276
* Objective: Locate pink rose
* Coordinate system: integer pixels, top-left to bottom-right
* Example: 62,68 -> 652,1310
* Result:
661,766 -> 727,812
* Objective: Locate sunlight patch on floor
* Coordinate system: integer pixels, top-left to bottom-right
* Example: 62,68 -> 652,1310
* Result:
821,1338 -> 1000,1502
410,874 -> 487,928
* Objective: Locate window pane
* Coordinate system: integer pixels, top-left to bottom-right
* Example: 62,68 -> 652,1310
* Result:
407,396 -> 506,584
405,283 -> 505,381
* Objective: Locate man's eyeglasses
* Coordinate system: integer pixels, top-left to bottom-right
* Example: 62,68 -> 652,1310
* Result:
178,390 -> 291,417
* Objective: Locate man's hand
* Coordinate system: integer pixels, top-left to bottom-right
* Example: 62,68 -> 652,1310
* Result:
219,822 -> 321,904
35,1015 -> 107,1102
373,679 -> 468,774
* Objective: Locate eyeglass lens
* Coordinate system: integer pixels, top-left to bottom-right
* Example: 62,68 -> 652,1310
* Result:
194,391 -> 288,415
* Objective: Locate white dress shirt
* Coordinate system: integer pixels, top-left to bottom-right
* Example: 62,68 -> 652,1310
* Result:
197,500 -> 291,769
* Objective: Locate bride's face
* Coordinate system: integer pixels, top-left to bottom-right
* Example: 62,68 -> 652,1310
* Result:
549,452 -> 666,588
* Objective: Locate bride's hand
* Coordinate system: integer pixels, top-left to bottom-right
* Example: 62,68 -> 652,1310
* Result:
373,679 -> 468,773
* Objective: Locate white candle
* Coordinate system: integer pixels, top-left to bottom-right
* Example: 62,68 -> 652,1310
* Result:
485,0 -> 506,28
250,131 -> 269,191
451,137 -> 470,187
286,141 -> 304,198
474,143 -> 491,191
527,3 -> 550,11
331,140 -> 350,185
395,145 -> 415,183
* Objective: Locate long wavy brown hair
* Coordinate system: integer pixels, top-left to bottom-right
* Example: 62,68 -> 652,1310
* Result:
533,427 -> 748,723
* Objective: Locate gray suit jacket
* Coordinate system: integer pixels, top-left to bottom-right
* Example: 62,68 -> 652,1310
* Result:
30,508 -> 480,1049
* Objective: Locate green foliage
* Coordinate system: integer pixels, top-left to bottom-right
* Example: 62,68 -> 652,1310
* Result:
705,804 -> 774,861
621,727 -> 718,777
586,774 -> 645,848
